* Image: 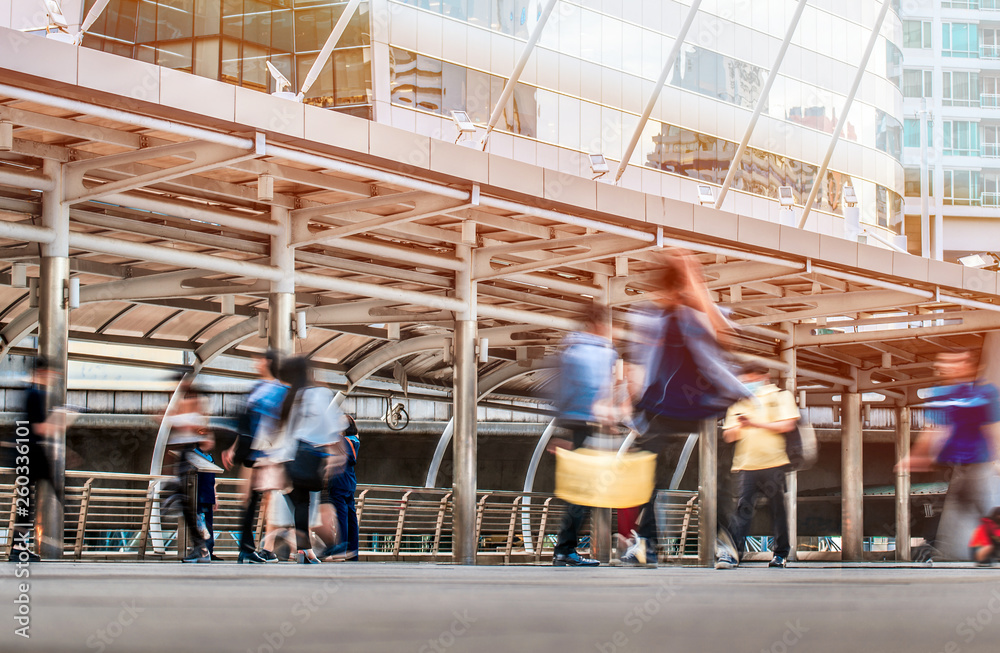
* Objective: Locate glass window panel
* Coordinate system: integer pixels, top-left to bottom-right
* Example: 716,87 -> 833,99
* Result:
194,0 -> 221,37
221,37 -> 240,84
193,37 -> 220,79
242,0 -> 271,47
104,0 -> 138,42
579,10 -> 601,64
157,40 -> 193,72
442,0 -> 468,20
467,0 -> 490,28
601,14 -> 621,70
415,55 -> 443,113
465,68 -> 491,122
558,4 -> 581,58
512,83 -> 536,138
340,2 -> 370,48
390,47 -> 417,107
158,0 -> 194,41
490,76 -> 510,127
622,23 -> 642,77
579,101 -> 602,155
137,0 -> 158,42
272,7 -> 294,52
535,88 -> 559,144
242,42 -> 269,91
269,53 -> 294,93
557,94 -> 581,150
296,2 -> 333,52
334,47 -> 370,106
441,62 -> 467,116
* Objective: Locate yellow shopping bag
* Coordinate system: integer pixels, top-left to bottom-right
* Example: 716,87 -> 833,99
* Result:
554,447 -> 657,508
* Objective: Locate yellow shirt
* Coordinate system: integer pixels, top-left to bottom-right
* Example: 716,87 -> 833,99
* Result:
723,385 -> 800,471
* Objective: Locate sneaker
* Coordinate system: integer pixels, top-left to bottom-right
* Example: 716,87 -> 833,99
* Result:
238,549 -> 267,564
8,548 -> 41,563
209,554 -> 224,562
182,547 -> 211,563
768,555 -> 787,568
620,535 -> 657,568
715,552 -> 739,569
259,549 -> 278,562
552,551 -> 600,567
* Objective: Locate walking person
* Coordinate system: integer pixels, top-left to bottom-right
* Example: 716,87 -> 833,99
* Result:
193,433 -> 220,560
719,363 -> 800,569
7,356 -> 59,562
899,350 -> 1000,560
321,415 -> 362,561
163,384 -> 213,563
550,303 -> 619,567
276,357 -> 348,564
222,349 -> 287,564
621,252 -> 750,567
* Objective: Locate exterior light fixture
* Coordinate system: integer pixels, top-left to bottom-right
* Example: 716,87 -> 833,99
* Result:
843,185 -> 858,207
67,277 -> 80,309
778,186 -> 794,208
843,184 -> 861,241
959,253 -> 998,269
452,110 -> 477,144
257,173 -> 274,203
265,61 -> 298,100
589,153 -> 610,179
296,310 -> 308,339
697,184 -> 715,206
11,262 -> 27,288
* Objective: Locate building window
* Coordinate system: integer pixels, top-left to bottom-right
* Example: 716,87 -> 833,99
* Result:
903,20 -> 932,49
984,78 -> 1000,108
943,23 -> 979,58
886,41 -> 903,89
984,172 -> 1000,206
904,168 -> 933,198
876,110 -> 903,161
984,28 -> 1000,59
943,0 -> 980,7
943,71 -> 980,107
903,70 -> 932,98
903,118 -> 932,148
983,125 -> 1000,157
944,170 -> 982,205
943,120 -> 980,156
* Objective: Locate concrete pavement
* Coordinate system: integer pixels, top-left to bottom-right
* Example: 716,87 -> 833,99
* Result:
2,562 -> 1000,652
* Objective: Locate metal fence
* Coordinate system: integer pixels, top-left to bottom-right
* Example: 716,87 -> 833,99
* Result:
0,469 -> 700,564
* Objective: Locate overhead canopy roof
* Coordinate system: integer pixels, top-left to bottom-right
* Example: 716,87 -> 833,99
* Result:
1,32 -> 1000,407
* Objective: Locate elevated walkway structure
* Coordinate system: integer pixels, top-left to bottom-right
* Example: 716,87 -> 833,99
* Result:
2,27 -> 1000,565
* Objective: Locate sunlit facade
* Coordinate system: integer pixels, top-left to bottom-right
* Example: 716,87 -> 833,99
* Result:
72,0 -> 906,236
899,0 -> 1000,258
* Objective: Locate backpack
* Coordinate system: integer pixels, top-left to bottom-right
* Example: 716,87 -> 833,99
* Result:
771,392 -> 816,471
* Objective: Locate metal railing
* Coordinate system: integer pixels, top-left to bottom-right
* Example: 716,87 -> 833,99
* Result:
982,45 -> 1000,60
984,143 -> 1000,158
0,469 -> 700,564
982,94 -> 1000,108
983,192 -> 1000,207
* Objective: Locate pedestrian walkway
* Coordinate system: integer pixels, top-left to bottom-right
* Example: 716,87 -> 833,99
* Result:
3,562 -> 999,652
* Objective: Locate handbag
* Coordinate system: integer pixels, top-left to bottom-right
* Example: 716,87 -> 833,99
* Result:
638,306 -> 749,420
285,440 -> 328,491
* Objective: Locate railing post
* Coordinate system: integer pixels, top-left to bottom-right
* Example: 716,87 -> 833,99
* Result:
536,497 -> 552,564
474,493 -> 490,556
73,479 -> 93,559
137,480 -> 156,560
433,491 -> 451,557
392,490 -> 412,559
504,497 -> 522,564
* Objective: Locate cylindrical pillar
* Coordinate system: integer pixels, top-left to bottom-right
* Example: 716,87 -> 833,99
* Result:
590,275 -> 612,563
269,206 -> 294,356
37,160 -> 69,561
698,419 -> 717,568
895,405 -> 912,561
780,323 -> 798,561
841,392 -> 864,561
452,319 -> 478,565
452,240 -> 477,565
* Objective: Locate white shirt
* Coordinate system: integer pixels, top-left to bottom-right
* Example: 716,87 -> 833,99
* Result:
273,386 -> 347,463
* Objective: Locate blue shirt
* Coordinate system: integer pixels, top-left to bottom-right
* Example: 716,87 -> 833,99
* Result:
328,434 -> 360,495
931,382 -> 1000,465
192,448 -> 216,505
556,331 -> 617,423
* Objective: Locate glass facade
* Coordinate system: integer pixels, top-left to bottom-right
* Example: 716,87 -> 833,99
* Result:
81,0 -> 373,110
942,23 -> 980,58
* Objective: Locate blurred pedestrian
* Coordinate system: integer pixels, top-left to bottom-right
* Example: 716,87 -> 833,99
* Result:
321,415 -> 361,561
7,356 -> 59,562
276,357 -> 348,564
193,433 -> 219,560
223,349 -> 287,564
550,303 -> 618,567
970,507 -> 1000,566
900,350 -> 1000,560
164,384 -> 213,563
719,363 -> 800,569
620,252 -> 750,567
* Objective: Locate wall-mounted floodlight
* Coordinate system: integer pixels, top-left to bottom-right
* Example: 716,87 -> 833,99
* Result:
843,185 -> 858,207
41,0 -> 113,45
257,173 -> 274,203
67,277 -> 80,309
265,61 -> 297,100
0,120 -> 12,152
697,184 -> 715,206
296,310 -> 308,340
478,337 -> 489,364
590,153 -> 610,179
11,263 -> 27,288
959,253 -> 998,269
452,110 -> 477,144
778,186 -> 794,208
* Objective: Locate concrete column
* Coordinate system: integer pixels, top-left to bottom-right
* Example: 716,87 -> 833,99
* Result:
698,419 -> 717,568
780,323 -> 798,561
590,275 -> 612,564
269,205 -> 294,356
841,392 -> 864,561
452,242 -> 477,565
895,405 -> 912,562
38,160 -> 68,560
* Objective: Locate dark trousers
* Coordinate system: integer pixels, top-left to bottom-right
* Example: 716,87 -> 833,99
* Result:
554,421 -> 595,556
288,485 -> 312,551
728,465 -> 790,558
197,504 -> 215,553
12,445 -> 55,550
330,492 -> 359,553
239,489 -> 263,553
176,451 -> 206,552
633,415 -> 701,548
